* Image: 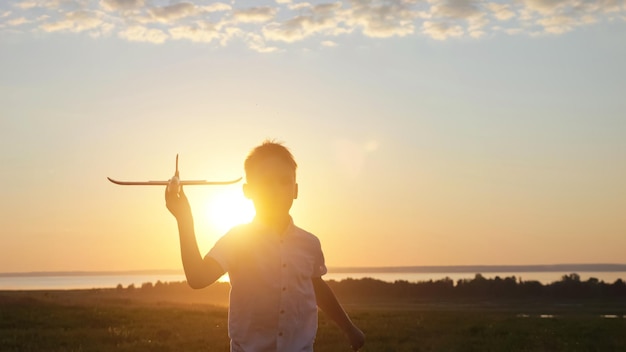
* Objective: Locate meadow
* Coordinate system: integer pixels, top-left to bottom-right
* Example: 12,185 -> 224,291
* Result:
1,276 -> 625,351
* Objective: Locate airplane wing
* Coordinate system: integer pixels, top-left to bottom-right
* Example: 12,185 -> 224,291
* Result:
107,177 -> 242,186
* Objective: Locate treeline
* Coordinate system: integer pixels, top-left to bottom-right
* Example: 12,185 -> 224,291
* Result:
115,280 -> 231,306
325,274 -> 626,301
113,273 -> 626,304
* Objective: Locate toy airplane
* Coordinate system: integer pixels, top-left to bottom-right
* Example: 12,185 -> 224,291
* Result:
107,154 -> 242,192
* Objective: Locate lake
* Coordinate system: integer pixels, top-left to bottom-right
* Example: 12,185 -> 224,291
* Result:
1,270 -> 625,290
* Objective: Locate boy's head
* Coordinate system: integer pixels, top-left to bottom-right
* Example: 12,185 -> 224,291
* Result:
243,140 -> 298,219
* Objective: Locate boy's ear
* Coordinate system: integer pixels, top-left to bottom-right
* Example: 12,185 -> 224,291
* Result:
243,183 -> 251,199
294,183 -> 298,199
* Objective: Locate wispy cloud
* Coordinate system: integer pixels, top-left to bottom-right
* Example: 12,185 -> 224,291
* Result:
2,0 -> 624,51
244,32 -> 279,53
487,3 -> 515,21
169,21 -> 221,43
40,10 -> 107,33
423,20 -> 464,40
347,0 -> 417,38
100,0 -> 144,12
7,16 -> 30,26
12,0 -> 87,10
148,2 -> 198,23
118,24 -> 167,43
233,7 -> 277,23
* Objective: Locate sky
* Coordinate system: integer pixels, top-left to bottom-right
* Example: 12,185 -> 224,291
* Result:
1,0 -> 625,273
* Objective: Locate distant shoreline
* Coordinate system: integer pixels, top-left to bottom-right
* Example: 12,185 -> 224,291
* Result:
329,264 -> 626,273
2,264 -> 626,277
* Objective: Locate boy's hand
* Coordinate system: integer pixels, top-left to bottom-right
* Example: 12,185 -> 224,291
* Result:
347,325 -> 365,351
165,186 -> 192,220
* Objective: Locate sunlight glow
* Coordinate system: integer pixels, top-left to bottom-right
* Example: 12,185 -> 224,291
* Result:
204,188 -> 255,235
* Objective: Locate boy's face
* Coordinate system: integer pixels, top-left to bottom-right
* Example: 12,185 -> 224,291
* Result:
243,156 -> 298,219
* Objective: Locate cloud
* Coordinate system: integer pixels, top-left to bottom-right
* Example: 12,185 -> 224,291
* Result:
263,3 -> 347,43
100,0 -> 144,12
289,2 -> 312,10
13,1 -> 37,10
422,20 -> 464,39
517,0 -> 624,35
13,0 -> 84,10
7,17 -> 29,26
537,14 -> 578,34
348,0 -> 417,37
203,3 -> 231,13
40,10 -> 105,33
244,32 -> 280,52
521,0 -> 624,19
487,3 -> 515,21
103,2 -> 230,25
169,21 -> 220,43
522,0 -> 568,16
148,2 -> 198,23
118,25 -> 167,43
4,0 -> 625,48
428,0 -> 491,37
233,7 -> 277,23
262,17 -> 310,42
263,17 -> 347,42
431,0 -> 483,19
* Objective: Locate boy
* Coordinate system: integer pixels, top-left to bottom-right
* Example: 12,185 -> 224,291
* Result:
166,140 -> 365,351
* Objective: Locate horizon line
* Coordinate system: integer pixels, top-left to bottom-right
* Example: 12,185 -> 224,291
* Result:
2,263 -> 626,277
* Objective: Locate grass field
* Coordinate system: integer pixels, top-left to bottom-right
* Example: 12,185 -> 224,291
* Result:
1,288 -> 625,352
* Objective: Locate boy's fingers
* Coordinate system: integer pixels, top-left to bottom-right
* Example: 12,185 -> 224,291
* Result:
165,186 -> 189,213
165,187 -> 176,202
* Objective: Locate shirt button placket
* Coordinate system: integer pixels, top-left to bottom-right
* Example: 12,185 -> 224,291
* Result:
278,236 -> 287,347
280,237 -> 288,290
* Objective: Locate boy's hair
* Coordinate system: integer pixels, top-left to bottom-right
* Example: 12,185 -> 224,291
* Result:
244,140 -> 297,179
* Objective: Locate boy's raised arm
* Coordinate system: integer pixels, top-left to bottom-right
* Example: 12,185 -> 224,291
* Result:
312,277 -> 365,351
166,187 -> 224,289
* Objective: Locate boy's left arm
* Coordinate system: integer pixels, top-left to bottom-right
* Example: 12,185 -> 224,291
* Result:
312,277 -> 365,351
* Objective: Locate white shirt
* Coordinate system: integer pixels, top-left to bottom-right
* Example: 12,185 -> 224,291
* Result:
207,218 -> 327,352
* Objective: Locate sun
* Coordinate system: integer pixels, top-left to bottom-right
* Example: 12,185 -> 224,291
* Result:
204,188 -> 256,234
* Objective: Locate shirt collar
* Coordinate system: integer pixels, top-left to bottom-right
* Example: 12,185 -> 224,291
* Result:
251,216 -> 295,237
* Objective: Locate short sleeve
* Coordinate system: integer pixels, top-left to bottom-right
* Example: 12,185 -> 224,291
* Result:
206,231 -> 235,273
312,238 -> 327,277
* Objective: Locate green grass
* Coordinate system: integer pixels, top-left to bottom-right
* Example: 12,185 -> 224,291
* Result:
1,291 -> 625,351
